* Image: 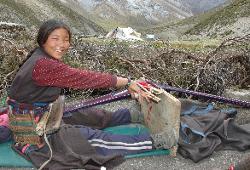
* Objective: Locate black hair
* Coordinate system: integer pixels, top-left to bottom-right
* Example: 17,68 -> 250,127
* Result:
37,19 -> 71,47
18,20 -> 71,69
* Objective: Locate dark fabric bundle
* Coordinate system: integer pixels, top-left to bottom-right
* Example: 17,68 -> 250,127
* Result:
178,99 -> 250,162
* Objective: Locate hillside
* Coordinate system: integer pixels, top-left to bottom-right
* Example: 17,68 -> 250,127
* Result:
144,0 -> 250,40
0,0 -> 105,35
185,0 -> 250,38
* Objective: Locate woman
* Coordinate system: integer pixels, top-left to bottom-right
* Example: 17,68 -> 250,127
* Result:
7,19 -> 153,169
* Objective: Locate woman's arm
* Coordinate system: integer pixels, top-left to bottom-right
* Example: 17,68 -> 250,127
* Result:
33,58 -> 141,96
115,77 -> 130,88
32,58 -> 117,89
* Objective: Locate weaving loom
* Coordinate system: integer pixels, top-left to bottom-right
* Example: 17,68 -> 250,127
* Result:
1,80 -> 248,168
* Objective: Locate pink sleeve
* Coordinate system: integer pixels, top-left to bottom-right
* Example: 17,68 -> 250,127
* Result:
0,114 -> 9,127
32,58 -> 117,89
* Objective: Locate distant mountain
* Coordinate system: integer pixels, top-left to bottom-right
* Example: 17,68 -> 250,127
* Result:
0,0 -> 240,39
143,0 -> 249,40
181,0 -> 228,14
2,0 -> 193,33
74,0 -> 229,30
75,0 -> 193,29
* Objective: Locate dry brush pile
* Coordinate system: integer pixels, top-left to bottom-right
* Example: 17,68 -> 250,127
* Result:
68,35 -> 249,98
0,25 -> 249,103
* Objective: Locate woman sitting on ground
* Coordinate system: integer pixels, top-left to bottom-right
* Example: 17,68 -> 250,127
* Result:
6,19 -> 167,170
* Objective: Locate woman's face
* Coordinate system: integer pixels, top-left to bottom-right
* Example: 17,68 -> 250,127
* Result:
43,28 -> 70,60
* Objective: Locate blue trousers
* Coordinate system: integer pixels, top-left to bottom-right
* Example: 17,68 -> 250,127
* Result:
63,108 -> 153,156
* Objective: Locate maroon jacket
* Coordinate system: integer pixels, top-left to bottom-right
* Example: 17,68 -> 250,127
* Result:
8,47 -> 117,104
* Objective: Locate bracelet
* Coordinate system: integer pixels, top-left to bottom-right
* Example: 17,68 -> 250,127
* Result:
127,77 -> 131,86
125,77 -> 132,88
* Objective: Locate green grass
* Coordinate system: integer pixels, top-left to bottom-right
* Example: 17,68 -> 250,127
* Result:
74,36 -> 221,53
169,39 -> 221,52
93,18 -> 126,32
74,36 -> 170,49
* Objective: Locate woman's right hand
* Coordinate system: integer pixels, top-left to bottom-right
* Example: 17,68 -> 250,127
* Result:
128,80 -> 151,102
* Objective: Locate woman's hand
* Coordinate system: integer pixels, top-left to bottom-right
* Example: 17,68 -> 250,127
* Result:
128,80 -> 151,102
128,80 -> 141,99
115,77 -> 151,102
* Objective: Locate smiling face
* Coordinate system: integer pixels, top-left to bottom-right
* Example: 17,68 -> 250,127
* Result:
42,28 -> 70,60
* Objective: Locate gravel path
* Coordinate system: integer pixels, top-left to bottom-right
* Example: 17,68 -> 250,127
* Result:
114,150 -> 250,170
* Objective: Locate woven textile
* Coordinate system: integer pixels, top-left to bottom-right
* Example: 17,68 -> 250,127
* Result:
8,96 -> 64,146
9,110 -> 42,145
7,99 -> 49,145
